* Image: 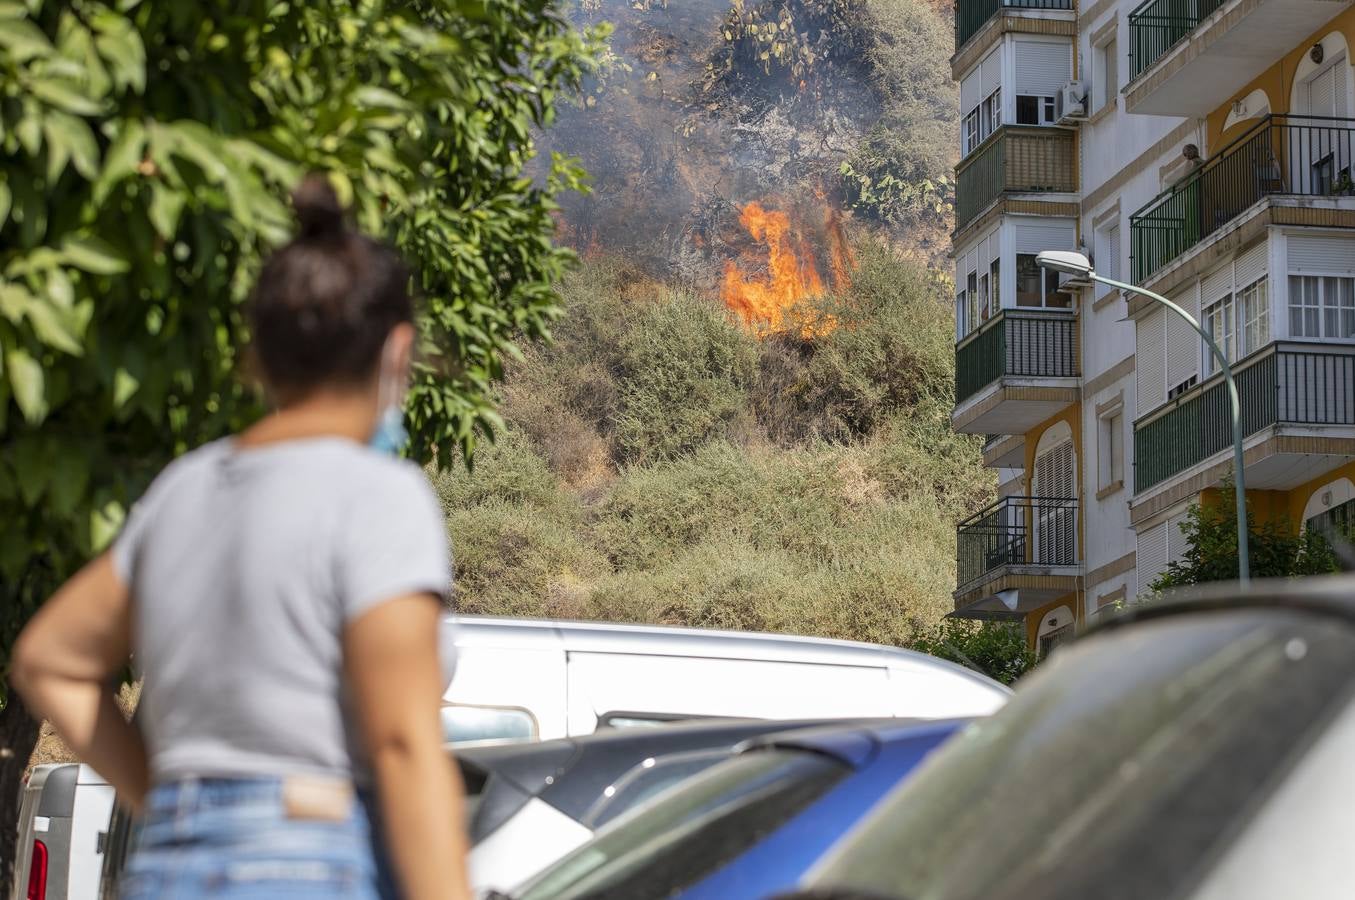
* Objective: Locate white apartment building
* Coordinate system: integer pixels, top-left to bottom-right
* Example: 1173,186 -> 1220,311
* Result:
948,0 -> 1355,651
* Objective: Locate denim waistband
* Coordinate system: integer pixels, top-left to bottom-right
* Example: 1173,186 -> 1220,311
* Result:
146,776 -> 363,815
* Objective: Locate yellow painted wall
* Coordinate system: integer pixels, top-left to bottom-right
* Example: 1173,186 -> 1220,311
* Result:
1206,9 -> 1355,150
1287,459 -> 1355,525
1196,460 -> 1355,534
1025,594 -> 1078,646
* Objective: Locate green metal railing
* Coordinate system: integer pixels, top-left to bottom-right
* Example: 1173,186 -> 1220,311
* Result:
1128,0 -> 1228,81
956,127 -> 1078,230
955,309 -> 1079,404
957,0 -> 1074,52
957,495 -> 1078,588
1134,345 -> 1355,493
1130,115 -> 1355,281
957,135 -> 1006,231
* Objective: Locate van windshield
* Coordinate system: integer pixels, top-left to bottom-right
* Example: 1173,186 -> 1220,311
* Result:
809,609 -> 1355,900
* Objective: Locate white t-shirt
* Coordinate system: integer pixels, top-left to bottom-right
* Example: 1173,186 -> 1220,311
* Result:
112,437 -> 453,784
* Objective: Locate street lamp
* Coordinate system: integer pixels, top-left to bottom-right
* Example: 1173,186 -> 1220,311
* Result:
1036,250 -> 1251,585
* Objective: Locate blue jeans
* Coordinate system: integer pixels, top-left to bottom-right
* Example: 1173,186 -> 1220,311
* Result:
119,778 -> 398,899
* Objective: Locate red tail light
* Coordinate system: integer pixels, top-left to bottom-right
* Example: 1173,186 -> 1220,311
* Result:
26,838 -> 47,900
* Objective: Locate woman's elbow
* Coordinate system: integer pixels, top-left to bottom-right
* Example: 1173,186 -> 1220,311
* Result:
8,626 -> 47,702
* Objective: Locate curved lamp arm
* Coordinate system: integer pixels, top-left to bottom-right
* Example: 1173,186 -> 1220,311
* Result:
1090,273 -> 1251,585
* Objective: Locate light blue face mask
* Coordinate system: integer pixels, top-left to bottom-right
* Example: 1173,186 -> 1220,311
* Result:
369,336 -> 410,456
369,404 -> 409,456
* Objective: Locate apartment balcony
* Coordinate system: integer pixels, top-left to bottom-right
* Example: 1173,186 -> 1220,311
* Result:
955,126 -> 1078,232
953,309 -> 1080,435
1134,343 -> 1355,499
1125,0 -> 1354,116
956,0 -> 1074,55
953,495 -> 1080,619
1130,115 -> 1355,284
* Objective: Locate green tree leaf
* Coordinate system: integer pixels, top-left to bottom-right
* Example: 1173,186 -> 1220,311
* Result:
5,346 -> 46,423
29,78 -> 104,116
59,234 -> 129,274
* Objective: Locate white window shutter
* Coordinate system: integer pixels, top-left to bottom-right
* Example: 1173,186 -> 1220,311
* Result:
961,67 -> 982,114
1235,241 -> 1268,287
1288,235 -> 1355,275
1136,522 -> 1169,594
1015,221 -> 1076,254
1014,40 -> 1071,98
1165,283 -> 1199,388
1166,510 -> 1192,566
981,49 -> 1002,97
1137,309 -> 1166,417
1201,261 -> 1233,306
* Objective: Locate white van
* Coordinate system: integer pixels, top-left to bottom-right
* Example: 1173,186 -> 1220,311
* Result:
442,616 -> 1008,745
9,764 -> 115,900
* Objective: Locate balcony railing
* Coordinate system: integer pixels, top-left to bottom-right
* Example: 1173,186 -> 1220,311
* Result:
956,0 -> 1074,52
1134,343 -> 1355,493
1127,0 -> 1228,81
1130,115 -> 1355,281
955,308 -> 1079,404
956,126 -> 1078,230
958,495 -> 1078,588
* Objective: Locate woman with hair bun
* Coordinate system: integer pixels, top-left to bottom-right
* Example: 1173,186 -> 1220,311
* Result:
11,175 -> 472,899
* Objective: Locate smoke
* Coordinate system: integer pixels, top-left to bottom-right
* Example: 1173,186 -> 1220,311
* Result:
541,0 -> 889,308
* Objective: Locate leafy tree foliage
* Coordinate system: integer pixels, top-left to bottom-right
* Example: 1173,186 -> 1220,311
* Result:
839,0 -> 957,227
911,619 -> 1035,687
1150,484 -> 1345,591
0,0 -> 603,874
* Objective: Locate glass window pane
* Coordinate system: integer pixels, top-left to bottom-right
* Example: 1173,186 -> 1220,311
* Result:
1015,254 -> 1042,306
441,706 -> 537,746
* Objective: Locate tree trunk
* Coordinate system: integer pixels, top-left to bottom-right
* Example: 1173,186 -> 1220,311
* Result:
0,692 -> 41,892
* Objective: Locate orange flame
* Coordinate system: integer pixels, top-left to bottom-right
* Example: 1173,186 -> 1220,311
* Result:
721,201 -> 831,334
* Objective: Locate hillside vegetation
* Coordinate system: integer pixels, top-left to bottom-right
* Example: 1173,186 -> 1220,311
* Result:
434,244 -> 1002,654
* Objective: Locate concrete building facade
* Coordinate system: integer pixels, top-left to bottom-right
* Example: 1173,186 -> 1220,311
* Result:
948,0 -> 1355,650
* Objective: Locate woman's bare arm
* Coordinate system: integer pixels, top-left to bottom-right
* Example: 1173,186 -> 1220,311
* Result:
345,595 -> 471,900
9,554 -> 149,807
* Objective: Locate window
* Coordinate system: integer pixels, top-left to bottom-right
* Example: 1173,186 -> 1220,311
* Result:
1168,376 -> 1198,400
1204,293 -> 1236,375
1016,95 -> 1056,125
440,705 -> 538,747
1307,497 -> 1355,541
979,273 -> 991,321
1095,38 -> 1118,111
955,290 -> 968,338
983,88 -> 1001,138
1095,220 -> 1120,298
1016,253 -> 1069,308
1239,278 -> 1270,354
990,257 -> 1001,310
1098,410 -> 1124,491
1288,275 -> 1354,339
964,109 -> 981,155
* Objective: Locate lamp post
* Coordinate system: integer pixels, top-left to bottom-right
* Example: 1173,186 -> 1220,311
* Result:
1036,250 -> 1250,585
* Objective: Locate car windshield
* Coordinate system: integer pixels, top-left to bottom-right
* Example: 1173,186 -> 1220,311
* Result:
517,748 -> 846,900
810,609 -> 1355,900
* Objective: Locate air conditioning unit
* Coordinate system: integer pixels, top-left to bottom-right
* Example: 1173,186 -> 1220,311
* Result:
1056,81 -> 1088,124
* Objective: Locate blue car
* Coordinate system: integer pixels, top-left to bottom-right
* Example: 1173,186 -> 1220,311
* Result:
506,718 -> 969,900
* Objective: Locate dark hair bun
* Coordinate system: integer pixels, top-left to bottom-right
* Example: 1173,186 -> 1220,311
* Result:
292,174 -> 346,239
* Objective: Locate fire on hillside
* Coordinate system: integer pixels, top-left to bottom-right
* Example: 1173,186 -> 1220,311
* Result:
720,199 -> 852,335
